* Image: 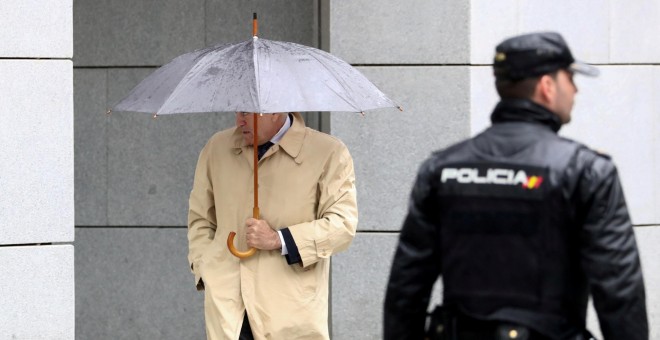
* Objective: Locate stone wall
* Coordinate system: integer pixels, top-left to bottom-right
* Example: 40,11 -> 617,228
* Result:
0,0 -> 74,338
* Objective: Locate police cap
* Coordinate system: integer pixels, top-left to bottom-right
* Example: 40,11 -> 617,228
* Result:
493,32 -> 599,81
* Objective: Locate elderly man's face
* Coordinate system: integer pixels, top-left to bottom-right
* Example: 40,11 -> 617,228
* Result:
235,112 -> 286,146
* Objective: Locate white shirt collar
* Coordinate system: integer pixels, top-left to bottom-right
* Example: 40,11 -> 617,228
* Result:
270,114 -> 291,144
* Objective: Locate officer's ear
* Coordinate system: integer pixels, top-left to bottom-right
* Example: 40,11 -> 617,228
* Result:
533,74 -> 557,107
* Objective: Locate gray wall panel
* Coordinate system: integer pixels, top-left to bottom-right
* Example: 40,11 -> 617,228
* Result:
331,233 -> 443,340
329,0 -> 469,64
205,0 -> 317,46
0,245 -> 74,339
76,228 -> 206,339
470,1 -> 609,64
106,68 -> 234,226
0,60 -> 74,244
331,67 -> 470,231
74,0 -> 206,66
611,1 -> 660,63
74,0 -> 317,67
331,233 -> 396,340
75,68 -> 109,226
331,233 -> 397,340
0,0 -> 72,58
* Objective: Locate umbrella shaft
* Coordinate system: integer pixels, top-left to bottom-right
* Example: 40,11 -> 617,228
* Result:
253,115 -> 259,218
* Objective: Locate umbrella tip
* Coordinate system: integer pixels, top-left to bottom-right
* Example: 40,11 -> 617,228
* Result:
397,106 -> 404,111
106,109 -> 112,115
153,112 -> 158,119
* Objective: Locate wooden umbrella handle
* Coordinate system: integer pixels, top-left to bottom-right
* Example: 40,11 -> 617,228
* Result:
227,206 -> 260,259
227,231 -> 257,259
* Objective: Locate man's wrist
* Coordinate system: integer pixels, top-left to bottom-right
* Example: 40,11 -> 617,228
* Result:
275,229 -> 282,249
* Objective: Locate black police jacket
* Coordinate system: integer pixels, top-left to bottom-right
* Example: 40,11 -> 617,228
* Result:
384,99 -> 648,340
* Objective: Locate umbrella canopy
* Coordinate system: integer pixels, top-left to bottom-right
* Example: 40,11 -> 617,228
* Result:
112,37 -> 399,115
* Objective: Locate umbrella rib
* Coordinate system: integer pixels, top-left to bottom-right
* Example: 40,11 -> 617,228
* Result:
252,38 -> 262,113
205,43 -> 235,113
111,48 -> 209,114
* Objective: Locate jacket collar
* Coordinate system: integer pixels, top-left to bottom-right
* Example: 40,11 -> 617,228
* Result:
277,112 -> 306,162
231,112 -> 306,163
490,98 -> 562,133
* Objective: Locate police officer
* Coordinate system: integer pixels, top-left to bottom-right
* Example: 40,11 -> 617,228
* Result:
383,32 -> 648,340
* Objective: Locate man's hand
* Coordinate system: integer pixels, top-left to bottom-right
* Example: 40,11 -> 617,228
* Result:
245,218 -> 282,250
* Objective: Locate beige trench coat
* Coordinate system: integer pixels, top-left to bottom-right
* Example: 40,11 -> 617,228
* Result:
188,113 -> 358,340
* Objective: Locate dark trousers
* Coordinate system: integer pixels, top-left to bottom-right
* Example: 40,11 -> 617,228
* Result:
239,314 -> 254,340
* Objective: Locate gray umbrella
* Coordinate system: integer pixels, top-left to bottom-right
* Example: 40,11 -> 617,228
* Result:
111,36 -> 399,115
110,14 -> 399,259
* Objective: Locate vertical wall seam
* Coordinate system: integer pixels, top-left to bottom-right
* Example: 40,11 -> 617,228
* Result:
105,69 -> 110,225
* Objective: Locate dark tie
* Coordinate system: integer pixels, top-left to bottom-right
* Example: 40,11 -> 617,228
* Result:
257,141 -> 274,160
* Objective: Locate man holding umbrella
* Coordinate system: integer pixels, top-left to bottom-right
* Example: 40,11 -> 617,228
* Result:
110,15 -> 398,339
188,110 -> 358,339
384,32 -> 647,339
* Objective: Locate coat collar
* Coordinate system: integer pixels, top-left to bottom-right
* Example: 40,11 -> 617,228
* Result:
278,112 -> 306,162
490,98 -> 562,133
231,112 -> 307,163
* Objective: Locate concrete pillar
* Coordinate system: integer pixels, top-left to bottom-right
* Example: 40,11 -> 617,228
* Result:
0,0 -> 74,338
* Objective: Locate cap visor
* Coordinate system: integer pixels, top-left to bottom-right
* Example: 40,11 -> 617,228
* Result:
569,61 -> 599,77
